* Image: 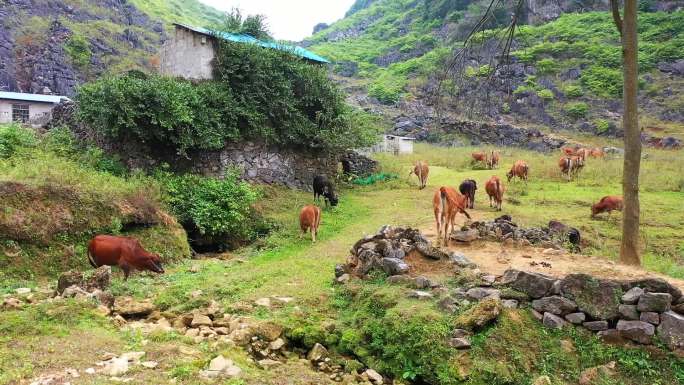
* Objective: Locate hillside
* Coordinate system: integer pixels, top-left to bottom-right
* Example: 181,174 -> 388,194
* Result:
305,0 -> 684,139
0,0 -> 223,96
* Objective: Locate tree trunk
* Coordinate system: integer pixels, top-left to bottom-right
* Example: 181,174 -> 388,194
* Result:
619,0 -> 642,265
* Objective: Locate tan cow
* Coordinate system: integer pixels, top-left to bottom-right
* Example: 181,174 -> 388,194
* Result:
299,205 -> 322,242
433,186 -> 471,244
485,176 -> 505,211
410,161 -> 430,189
506,160 -> 529,182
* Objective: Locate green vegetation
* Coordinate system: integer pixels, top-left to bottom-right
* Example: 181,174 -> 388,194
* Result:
562,84 -> 584,98
565,101 -> 590,119
63,34 -> 91,68
536,89 -> 554,101
128,0 -> 224,27
219,8 -> 271,40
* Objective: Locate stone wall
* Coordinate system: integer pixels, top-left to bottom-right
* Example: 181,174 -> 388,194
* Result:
339,150 -> 378,177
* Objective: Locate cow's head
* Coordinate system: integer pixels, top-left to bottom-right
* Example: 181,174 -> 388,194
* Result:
324,185 -> 338,206
506,170 -> 513,182
144,253 -> 165,274
590,204 -> 599,218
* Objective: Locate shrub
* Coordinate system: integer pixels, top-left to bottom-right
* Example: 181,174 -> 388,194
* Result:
536,89 -> 554,100
565,102 -> 589,119
562,84 -> 584,98
64,34 -> 91,68
594,119 -> 610,134
580,65 -> 623,98
536,58 -> 557,74
0,125 -> 36,158
465,64 -> 493,78
157,171 -> 261,243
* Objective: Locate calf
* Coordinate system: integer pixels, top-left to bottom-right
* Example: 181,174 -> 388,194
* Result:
591,195 -> 623,218
313,175 -> 338,206
471,151 -> 488,166
433,186 -> 471,244
299,205 -> 322,242
410,161 -> 429,189
506,160 -> 529,182
558,156 -> 584,181
487,150 -> 500,169
589,147 -> 605,158
458,179 -> 477,209
87,235 -> 164,280
484,176 -> 505,211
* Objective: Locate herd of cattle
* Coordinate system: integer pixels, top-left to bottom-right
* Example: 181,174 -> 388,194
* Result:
85,146 -> 625,278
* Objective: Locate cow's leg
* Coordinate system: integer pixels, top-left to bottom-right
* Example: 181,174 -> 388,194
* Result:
121,263 -> 131,281
311,227 -> 316,243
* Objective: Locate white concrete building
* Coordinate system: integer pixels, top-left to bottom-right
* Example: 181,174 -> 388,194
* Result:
0,92 -> 69,127
382,134 -> 415,154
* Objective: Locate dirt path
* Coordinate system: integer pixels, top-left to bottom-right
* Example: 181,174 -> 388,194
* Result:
419,213 -> 684,290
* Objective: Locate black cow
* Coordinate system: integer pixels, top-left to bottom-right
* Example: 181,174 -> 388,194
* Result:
313,175 -> 338,207
548,220 -> 581,251
458,179 -> 477,209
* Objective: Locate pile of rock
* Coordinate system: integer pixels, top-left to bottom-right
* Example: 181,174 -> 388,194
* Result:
468,216 -> 580,249
336,225 -> 450,280
502,269 -> 684,350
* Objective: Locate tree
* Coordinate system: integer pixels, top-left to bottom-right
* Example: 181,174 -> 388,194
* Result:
220,8 -> 271,40
611,0 -> 642,265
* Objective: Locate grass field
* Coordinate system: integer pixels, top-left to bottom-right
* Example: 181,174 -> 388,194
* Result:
1,143 -> 683,384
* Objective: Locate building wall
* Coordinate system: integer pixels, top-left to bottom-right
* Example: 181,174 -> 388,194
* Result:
0,99 -> 55,126
160,26 -> 215,80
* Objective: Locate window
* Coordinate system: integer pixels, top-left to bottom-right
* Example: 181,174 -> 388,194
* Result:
12,104 -> 29,123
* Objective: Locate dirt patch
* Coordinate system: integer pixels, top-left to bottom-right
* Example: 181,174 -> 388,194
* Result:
405,250 -> 454,280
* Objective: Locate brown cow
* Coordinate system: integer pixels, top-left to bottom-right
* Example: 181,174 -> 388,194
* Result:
87,235 -> 164,280
472,151 -> 488,166
410,161 -> 429,189
506,160 -> 529,182
591,195 -> 623,218
562,147 -> 577,156
575,148 -> 589,162
433,186 -> 471,244
485,176 -> 505,211
487,150 -> 500,169
589,147 -> 605,158
558,155 -> 584,181
299,204 -> 322,242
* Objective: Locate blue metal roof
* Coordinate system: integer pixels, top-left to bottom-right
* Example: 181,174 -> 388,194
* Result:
174,23 -> 330,64
0,91 -> 69,104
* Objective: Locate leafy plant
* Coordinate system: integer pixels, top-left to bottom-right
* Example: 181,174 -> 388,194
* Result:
565,102 -> 589,119
0,124 -> 36,158
562,84 -> 584,98
536,58 -> 557,74
537,89 -> 554,101
594,119 -> 611,134
64,34 -> 92,68
580,66 -> 623,98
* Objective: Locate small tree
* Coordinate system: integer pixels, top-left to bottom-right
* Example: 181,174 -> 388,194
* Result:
220,8 -> 271,40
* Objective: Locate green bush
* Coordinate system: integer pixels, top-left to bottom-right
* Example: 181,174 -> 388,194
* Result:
580,66 -> 623,98
594,119 -> 610,134
157,171 -> 260,242
64,34 -> 92,68
42,127 -> 126,175
536,58 -> 557,74
536,89 -> 554,100
0,124 -> 36,158
562,84 -> 584,98
565,102 -> 589,119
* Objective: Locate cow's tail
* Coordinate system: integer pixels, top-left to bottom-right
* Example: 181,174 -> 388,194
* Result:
418,163 -> 423,188
87,247 -> 97,268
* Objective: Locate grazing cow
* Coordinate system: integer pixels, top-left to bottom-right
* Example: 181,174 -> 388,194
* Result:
485,176 -> 505,211
591,195 -> 623,218
562,147 -> 576,156
313,175 -> 338,206
299,205 -> 322,242
433,186 -> 471,244
589,147 -> 605,158
458,179 -> 477,209
471,151 -> 488,166
487,151 -> 500,169
506,160 -> 529,182
87,235 -> 164,280
548,220 -> 581,251
558,156 -> 584,180
575,148 -> 589,162
410,161 -> 429,189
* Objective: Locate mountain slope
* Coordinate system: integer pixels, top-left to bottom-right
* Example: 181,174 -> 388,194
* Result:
305,0 -> 684,139
0,0 -> 223,96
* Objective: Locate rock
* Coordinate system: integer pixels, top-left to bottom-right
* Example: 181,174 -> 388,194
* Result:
269,338 -> 285,350
502,299 -> 519,309
191,314 -> 212,328
449,251 -> 476,267
542,312 -> 567,329
185,328 -> 199,338
57,271 -> 84,294
451,229 -> 479,242
481,274 -> 496,286
452,328 -> 470,338
408,290 -> 434,300
257,359 -> 282,370
598,329 -> 627,344
438,296 -> 458,312
532,296 -> 578,316
531,309 -> 544,321
85,368 -> 96,375
15,288 -> 31,295
141,361 -> 158,369
387,275 -> 411,284
560,274 -> 622,320
466,287 -> 501,301
2,297 -> 23,309
228,328 -> 254,346
640,312 -> 660,325
636,292 -> 672,313
448,337 -> 471,349
583,321 -> 609,332
532,376 -> 552,385
673,303 -> 684,315
501,269 -> 555,299
414,242 -> 448,260
454,298 -> 502,331
381,258 -> 409,275
564,312 -> 586,324
200,355 -> 242,379
618,304 -> 640,320
113,297 -> 155,317
307,343 -> 328,362
616,320 -> 655,344
254,321 -> 283,341
85,266 -> 111,291
255,297 -> 272,307
112,314 -> 127,327
579,361 -> 616,385
364,369 -> 383,385
413,276 -> 432,289
101,357 -> 129,376
629,278 -> 682,303
658,311 -> 684,351
621,287 -> 644,304
336,274 -> 350,284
